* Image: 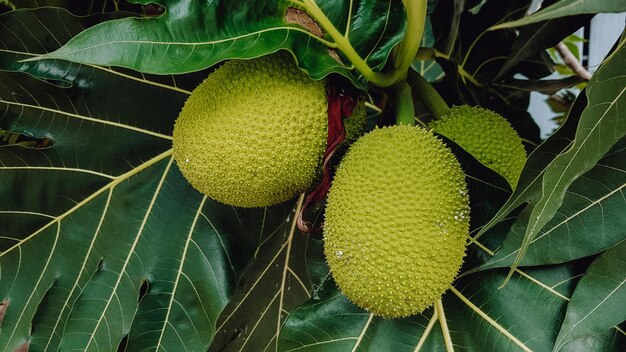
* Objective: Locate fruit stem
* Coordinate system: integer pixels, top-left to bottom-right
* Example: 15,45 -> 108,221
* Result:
435,299 -> 455,352
392,80 -> 416,126
393,0 -> 428,79
407,69 -> 449,120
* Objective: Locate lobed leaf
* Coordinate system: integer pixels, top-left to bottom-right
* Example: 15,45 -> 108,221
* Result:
554,241 -> 626,352
479,138 -> 626,269
0,7 -> 302,351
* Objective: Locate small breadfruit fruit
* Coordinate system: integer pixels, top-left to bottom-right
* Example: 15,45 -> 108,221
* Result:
429,105 -> 527,188
343,100 -> 367,144
324,125 -> 470,318
173,53 -> 329,207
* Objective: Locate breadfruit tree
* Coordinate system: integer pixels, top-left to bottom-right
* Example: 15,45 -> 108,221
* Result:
0,1 -> 624,351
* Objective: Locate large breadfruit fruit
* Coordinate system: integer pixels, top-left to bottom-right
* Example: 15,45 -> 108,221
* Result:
324,125 -> 470,318
173,53 -> 332,208
429,105 -> 527,188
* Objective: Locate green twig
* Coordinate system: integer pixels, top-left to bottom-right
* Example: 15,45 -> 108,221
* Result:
300,0 -> 399,87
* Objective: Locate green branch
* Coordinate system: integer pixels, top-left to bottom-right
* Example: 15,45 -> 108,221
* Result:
298,0 -> 428,87
300,0 -> 399,87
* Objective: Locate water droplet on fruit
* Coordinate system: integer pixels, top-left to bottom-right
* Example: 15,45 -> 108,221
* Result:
185,158 -> 190,163
336,250 -> 343,258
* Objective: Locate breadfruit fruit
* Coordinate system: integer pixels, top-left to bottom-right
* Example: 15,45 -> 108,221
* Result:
173,53 -> 329,207
343,100 -> 367,144
429,105 -> 527,188
324,125 -> 470,318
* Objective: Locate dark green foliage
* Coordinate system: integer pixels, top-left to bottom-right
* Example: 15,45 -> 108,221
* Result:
0,1 -> 624,351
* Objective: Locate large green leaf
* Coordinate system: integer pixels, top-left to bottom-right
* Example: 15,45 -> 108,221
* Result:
554,241 -> 626,352
508,40 -> 626,281
477,138 -> 626,269
2,2 -> 625,351
0,7 -> 302,351
491,0 -> 626,30
29,0 -> 406,89
208,195 -> 313,352
279,250 -> 586,351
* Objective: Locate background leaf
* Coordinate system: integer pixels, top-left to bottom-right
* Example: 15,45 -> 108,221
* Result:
33,0 -> 406,89
492,9 -> 592,82
491,0 -> 626,30
428,0 -> 545,145
554,241 -> 626,352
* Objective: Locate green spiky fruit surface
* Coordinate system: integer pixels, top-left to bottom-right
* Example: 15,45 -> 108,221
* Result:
343,100 -> 367,144
324,125 -> 470,318
173,53 -> 328,207
429,105 -> 527,188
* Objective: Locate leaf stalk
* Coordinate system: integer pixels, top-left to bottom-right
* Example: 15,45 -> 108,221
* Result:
394,0 -> 428,78
300,0 -> 399,87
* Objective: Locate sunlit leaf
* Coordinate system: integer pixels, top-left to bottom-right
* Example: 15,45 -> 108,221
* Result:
508,40 -> 626,281
492,13 -> 591,82
478,138 -> 626,269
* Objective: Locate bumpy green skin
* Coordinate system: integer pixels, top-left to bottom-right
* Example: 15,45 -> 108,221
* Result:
429,105 -> 527,188
343,100 -> 367,144
324,125 -> 470,318
173,53 -> 328,207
